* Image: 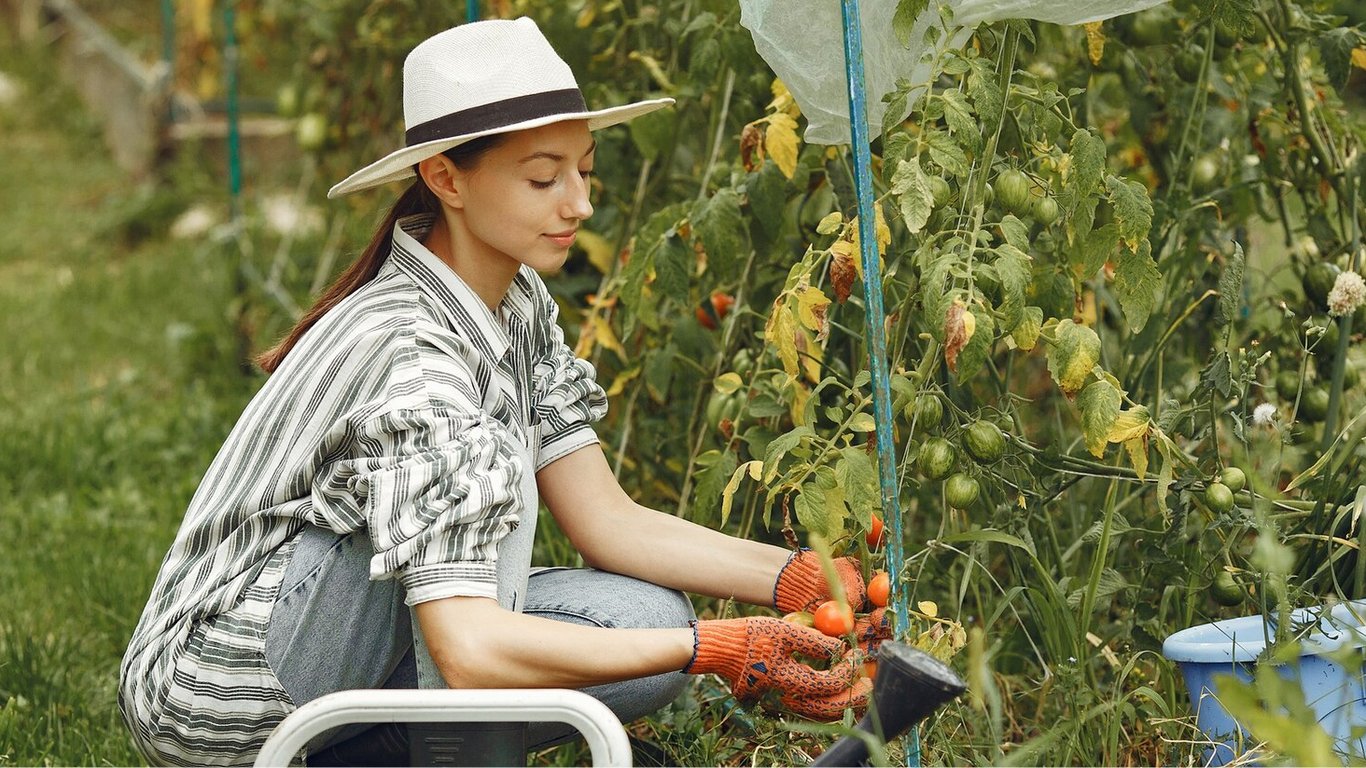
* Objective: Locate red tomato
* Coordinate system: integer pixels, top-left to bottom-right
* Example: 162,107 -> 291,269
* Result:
867,571 -> 890,608
862,659 -> 879,679
866,513 -> 885,550
813,600 -> 855,637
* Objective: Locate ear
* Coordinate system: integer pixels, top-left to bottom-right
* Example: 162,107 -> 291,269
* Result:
418,154 -> 464,209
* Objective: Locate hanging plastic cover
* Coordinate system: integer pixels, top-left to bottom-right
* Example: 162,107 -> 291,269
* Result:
739,0 -> 1168,145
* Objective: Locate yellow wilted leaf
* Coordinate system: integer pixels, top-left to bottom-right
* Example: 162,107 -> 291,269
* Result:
1124,436 -> 1149,480
875,205 -> 891,255
575,0 -> 596,27
576,229 -> 615,274
1353,48 -> 1366,70
1106,406 -> 1150,444
769,78 -> 800,117
766,302 -> 800,378
721,460 -> 763,527
918,600 -> 939,618
605,366 -> 640,397
1084,22 -> 1105,66
795,327 -> 823,384
766,113 -> 801,179
832,238 -> 860,280
789,379 -> 810,426
794,283 -> 831,336
850,413 -> 877,432
627,51 -> 675,92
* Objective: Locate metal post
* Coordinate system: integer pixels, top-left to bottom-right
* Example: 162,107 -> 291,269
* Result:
222,0 -> 242,220
837,1 -> 917,765
467,0 -> 479,23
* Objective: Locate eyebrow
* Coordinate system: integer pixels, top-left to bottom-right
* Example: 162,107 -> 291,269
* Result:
518,139 -> 597,164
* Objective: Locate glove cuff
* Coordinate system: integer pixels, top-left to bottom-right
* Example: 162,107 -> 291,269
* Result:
683,619 -> 748,680
774,549 -> 823,613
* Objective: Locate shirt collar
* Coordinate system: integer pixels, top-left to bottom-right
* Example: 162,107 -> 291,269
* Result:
389,213 -> 539,363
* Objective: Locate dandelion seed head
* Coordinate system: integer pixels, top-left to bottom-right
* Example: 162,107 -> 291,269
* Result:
1327,271 -> 1365,317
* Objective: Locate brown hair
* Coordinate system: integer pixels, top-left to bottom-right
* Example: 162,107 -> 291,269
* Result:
256,134 -> 506,373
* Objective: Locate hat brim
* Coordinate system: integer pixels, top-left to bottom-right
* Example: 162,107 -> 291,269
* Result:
327,97 -> 674,198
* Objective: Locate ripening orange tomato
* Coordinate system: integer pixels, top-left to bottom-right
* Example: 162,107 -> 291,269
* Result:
867,571 -> 890,608
866,513 -> 885,550
813,600 -> 855,637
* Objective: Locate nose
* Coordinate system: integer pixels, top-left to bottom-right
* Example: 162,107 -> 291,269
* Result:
562,172 -> 593,221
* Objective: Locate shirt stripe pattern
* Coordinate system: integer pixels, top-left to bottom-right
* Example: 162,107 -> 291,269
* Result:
119,214 -> 607,765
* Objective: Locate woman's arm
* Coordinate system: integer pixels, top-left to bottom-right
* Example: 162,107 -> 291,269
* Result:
537,444 -> 792,606
414,596 -> 693,688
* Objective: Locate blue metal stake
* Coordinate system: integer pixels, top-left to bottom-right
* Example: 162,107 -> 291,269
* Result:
223,0 -> 242,221
838,1 -> 917,766
466,0 -> 479,23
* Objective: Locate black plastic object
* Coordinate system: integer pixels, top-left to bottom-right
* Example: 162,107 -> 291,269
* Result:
408,720 -> 527,767
812,641 -> 967,767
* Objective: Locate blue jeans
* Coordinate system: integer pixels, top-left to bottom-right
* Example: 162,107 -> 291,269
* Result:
263,525 -> 695,754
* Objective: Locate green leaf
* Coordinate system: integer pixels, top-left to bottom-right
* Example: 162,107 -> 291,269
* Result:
993,244 -> 1032,308
746,162 -> 788,242
893,0 -> 930,46
764,425 -> 815,482
1077,378 -> 1122,457
998,215 -> 1030,251
966,55 -> 1002,127
1214,242 -> 1246,327
694,449 -> 739,522
1319,27 -> 1363,97
1199,350 -> 1234,398
1009,306 -> 1043,351
1077,223 -> 1119,279
1047,319 -> 1101,396
653,232 -> 691,305
924,129 -> 969,176
939,90 -> 978,149
849,412 -> 877,432
940,528 -> 1036,557
693,188 -> 749,282
1113,239 -> 1161,332
837,447 -> 881,527
955,305 -> 995,380
1066,568 -> 1129,609
795,472 -> 844,542
629,107 -> 675,160
1062,129 -> 1106,214
895,160 -> 935,234
1105,175 -> 1154,251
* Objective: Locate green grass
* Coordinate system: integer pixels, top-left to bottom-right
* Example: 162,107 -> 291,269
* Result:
0,40 -> 258,765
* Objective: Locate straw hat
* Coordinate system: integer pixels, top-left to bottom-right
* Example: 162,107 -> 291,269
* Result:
328,17 -> 673,198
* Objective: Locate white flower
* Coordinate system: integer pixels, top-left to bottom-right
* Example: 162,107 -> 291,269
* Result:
1253,403 -> 1278,427
1327,271 -> 1366,317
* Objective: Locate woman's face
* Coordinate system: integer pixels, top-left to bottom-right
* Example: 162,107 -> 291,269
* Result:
452,120 -> 595,273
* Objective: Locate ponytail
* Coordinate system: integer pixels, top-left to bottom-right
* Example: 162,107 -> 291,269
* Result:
255,180 -> 439,373
256,133 -> 507,374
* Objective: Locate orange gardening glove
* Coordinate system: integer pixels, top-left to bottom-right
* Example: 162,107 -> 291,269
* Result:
852,607 -> 893,654
684,617 -> 861,720
782,648 -> 874,721
774,549 -> 867,614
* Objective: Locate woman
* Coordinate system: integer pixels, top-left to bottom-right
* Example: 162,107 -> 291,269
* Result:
120,18 -> 881,766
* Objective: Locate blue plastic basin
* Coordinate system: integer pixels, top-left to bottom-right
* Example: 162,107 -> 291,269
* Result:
1162,601 -> 1366,765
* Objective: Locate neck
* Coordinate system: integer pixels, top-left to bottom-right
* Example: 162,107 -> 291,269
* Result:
424,211 -> 520,312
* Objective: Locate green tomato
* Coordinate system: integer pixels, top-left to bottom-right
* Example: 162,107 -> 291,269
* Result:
919,437 -> 957,481
1299,387 -> 1331,422
1211,571 -> 1246,606
1129,7 -> 1177,46
1191,151 -> 1223,194
1303,262 -> 1341,310
929,176 -> 952,209
1275,370 -> 1302,399
1032,195 -> 1059,226
963,420 -> 1006,464
945,473 -> 981,510
296,112 -> 329,152
1204,482 -> 1235,514
995,169 -> 1032,216
911,394 -> 945,429
1219,466 -> 1247,494
1175,47 -> 1205,82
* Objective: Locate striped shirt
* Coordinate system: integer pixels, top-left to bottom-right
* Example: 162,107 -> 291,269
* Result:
119,214 -> 607,765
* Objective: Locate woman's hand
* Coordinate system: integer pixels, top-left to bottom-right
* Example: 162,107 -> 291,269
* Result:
774,550 -> 867,614
685,616 -> 869,721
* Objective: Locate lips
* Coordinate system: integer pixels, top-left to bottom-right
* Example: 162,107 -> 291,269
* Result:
544,229 -> 577,247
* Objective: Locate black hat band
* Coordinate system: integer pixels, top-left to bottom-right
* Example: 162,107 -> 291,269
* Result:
405,88 -> 588,147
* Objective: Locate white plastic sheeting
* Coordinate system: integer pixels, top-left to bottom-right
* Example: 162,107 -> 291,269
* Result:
738,0 -> 1169,145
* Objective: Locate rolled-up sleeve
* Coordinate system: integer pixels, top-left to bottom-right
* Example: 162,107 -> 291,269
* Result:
348,406 -> 525,605
532,315 -> 608,471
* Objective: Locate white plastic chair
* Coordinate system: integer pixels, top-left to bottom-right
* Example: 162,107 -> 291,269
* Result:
253,689 -> 632,767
